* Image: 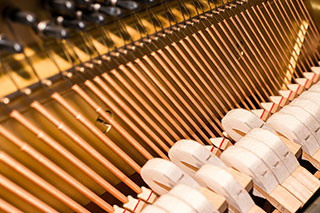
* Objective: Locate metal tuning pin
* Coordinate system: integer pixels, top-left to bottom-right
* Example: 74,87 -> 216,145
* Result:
98,5 -> 122,17
36,21 -> 69,39
135,0 -> 158,6
75,0 -> 93,5
4,7 -> 38,27
101,0 -> 139,11
0,35 -> 23,53
81,11 -> 107,24
116,1 -> 139,10
47,0 -> 76,14
56,16 -> 87,31
88,3 -> 122,17
74,0 -> 93,10
4,6 -> 70,38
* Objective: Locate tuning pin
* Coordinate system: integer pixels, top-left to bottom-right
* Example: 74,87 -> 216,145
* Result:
89,4 -> 122,17
47,0 -> 76,16
101,0 -> 139,10
98,5 -> 122,17
0,35 -> 23,53
74,0 -> 93,10
36,21 -> 69,39
48,0 -> 75,11
81,11 -> 107,24
135,0 -> 158,6
56,16 -> 87,30
75,0 -> 93,5
4,7 -> 38,27
117,0 -> 139,10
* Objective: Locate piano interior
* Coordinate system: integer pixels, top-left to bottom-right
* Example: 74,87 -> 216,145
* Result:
0,0 -> 320,212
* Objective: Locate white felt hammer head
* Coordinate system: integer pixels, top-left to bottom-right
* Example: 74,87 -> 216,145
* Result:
195,165 -> 254,212
246,128 -> 299,174
220,146 -> 279,194
309,84 -> 320,92
153,194 -> 197,213
141,158 -> 200,195
236,136 -> 289,184
222,109 -> 265,141
280,105 -> 320,143
168,139 -> 226,176
267,112 -> 319,155
299,91 -> 320,105
169,184 -> 217,213
291,98 -> 320,121
141,205 -> 168,213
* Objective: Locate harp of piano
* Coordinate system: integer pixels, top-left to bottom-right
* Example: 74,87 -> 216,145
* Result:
0,0 -> 320,212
